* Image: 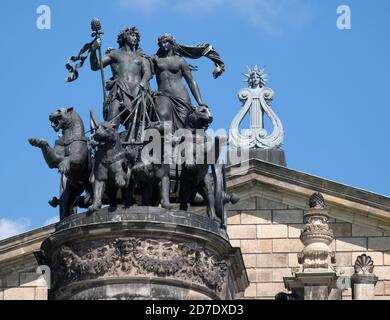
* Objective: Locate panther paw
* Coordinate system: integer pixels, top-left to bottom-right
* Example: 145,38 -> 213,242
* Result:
28,138 -> 48,148
115,175 -> 126,188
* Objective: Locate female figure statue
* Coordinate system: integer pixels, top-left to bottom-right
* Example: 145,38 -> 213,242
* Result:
152,34 -> 225,131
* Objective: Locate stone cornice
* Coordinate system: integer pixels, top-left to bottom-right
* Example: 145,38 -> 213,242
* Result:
226,159 -> 390,231
0,225 -> 55,274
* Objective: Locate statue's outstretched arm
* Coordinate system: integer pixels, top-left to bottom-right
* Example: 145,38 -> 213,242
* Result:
181,59 -> 205,106
90,41 -> 112,71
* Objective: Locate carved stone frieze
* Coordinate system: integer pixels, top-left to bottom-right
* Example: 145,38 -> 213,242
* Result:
49,238 -> 227,293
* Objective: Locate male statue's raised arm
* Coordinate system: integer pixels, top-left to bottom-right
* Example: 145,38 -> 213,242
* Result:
89,38 -> 112,71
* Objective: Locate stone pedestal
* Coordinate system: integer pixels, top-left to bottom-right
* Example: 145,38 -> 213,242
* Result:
351,275 -> 377,300
284,272 -> 339,300
227,147 -> 286,167
248,148 -> 286,166
36,206 -> 248,300
351,254 -> 378,300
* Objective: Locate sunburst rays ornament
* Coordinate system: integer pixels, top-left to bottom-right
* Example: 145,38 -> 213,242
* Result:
242,65 -> 268,88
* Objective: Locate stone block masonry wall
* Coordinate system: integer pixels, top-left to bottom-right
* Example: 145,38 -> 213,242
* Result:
227,199 -> 390,300
0,272 -> 48,300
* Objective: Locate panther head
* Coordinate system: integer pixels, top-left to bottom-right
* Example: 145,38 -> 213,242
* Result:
185,106 -> 213,130
92,121 -> 118,145
49,107 -> 75,132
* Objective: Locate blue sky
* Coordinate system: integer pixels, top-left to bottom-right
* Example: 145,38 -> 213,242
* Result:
1,0 -> 389,238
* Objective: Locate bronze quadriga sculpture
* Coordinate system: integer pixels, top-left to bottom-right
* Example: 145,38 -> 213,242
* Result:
30,18 -> 247,300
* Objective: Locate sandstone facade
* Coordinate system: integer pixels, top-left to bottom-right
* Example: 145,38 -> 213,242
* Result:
1,159 -> 389,300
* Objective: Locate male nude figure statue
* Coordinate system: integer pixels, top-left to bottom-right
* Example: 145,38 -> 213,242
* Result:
90,27 -> 152,128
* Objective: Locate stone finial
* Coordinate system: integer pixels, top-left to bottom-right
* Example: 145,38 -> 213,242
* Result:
298,192 -> 334,271
284,192 -> 340,300
354,254 -> 374,275
309,192 -> 325,209
351,254 -> 378,300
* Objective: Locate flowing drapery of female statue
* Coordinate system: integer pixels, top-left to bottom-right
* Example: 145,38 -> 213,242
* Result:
152,33 -> 225,131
